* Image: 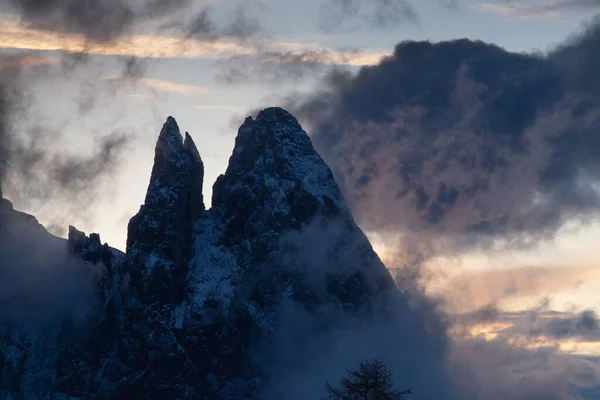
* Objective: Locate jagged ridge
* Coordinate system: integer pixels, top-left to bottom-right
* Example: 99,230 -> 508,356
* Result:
0,107 -> 398,400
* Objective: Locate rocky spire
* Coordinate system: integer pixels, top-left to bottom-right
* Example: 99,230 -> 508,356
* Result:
211,107 -> 350,256
126,117 -> 205,303
206,106 -> 395,315
184,131 -> 204,220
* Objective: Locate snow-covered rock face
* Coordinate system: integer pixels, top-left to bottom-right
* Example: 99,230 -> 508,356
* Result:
213,108 -> 347,249
204,107 -> 395,316
1,108 -> 402,399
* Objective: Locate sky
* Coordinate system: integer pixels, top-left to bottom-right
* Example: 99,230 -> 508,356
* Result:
2,0 -> 600,396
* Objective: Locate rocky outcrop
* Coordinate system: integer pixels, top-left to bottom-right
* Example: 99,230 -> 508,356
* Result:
68,225 -> 117,273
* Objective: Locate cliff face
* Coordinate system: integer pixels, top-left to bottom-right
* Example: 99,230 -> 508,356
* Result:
0,108 -> 404,399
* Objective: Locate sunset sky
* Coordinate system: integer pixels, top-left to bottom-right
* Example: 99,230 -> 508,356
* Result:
2,0 -> 600,387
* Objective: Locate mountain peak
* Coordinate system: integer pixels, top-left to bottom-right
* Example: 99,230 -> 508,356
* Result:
184,131 -> 205,220
126,117 -> 205,303
237,107 -> 305,144
138,117 -> 205,215
255,106 -> 301,126
214,106 -> 346,205
164,115 -> 179,130
184,131 -> 201,162
211,107 -> 350,260
160,115 -> 182,140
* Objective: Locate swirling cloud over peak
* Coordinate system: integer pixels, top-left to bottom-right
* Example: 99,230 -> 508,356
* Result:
291,21 -> 600,251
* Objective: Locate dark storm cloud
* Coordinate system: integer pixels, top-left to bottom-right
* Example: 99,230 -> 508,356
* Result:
216,50 -> 357,84
184,5 -> 343,85
2,127 -> 133,231
0,84 -> 10,185
2,0 -> 195,79
502,309 -> 600,342
187,5 -> 261,40
34,133 -> 131,194
4,0 -> 192,43
0,56 -> 28,184
320,0 -> 419,30
290,19 -> 600,249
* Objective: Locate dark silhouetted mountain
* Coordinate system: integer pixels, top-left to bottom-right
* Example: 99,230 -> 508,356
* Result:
0,108 -> 413,399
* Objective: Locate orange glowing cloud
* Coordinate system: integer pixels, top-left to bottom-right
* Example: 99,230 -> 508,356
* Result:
432,264 -> 599,314
0,54 -> 59,67
0,20 -> 384,66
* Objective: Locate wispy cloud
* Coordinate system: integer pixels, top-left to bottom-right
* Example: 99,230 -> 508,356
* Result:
453,307 -> 600,355
0,20 -> 385,67
0,54 -> 59,67
195,104 -> 240,112
127,93 -> 153,101
319,0 -> 419,31
538,0 -> 600,12
472,0 -> 600,19
106,76 -> 211,95
434,264 -> 598,314
215,48 -> 385,84
471,2 -> 560,19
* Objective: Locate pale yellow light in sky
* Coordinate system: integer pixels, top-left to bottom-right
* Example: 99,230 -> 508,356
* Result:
105,76 -> 212,95
367,220 -> 600,317
470,3 -> 560,20
195,104 -> 241,112
0,54 -> 60,67
454,320 -> 600,356
0,19 -> 385,67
